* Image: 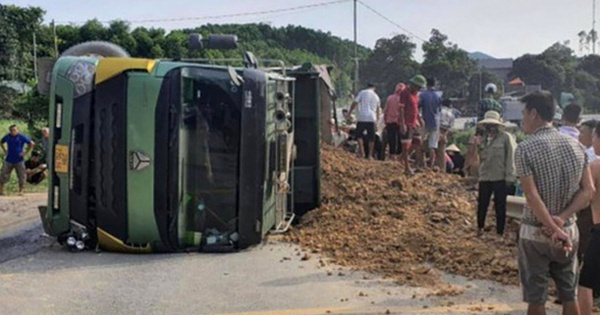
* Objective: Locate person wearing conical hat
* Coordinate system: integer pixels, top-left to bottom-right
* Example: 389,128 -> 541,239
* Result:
445,144 -> 465,176
475,110 -> 516,237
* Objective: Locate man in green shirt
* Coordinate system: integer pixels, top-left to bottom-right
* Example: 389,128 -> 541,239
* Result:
476,110 -> 517,236
477,83 -> 503,121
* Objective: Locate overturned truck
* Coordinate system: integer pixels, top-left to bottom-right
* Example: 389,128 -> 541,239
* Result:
37,35 -> 322,253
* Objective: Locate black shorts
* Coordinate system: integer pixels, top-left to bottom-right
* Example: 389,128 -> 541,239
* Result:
580,224 -> 600,290
400,128 -> 414,144
355,122 -> 376,142
27,172 -> 44,185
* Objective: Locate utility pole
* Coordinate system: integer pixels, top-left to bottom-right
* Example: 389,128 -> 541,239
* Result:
594,0 -> 597,54
33,32 -> 38,82
353,0 -> 359,94
52,19 -> 59,57
479,69 -> 482,102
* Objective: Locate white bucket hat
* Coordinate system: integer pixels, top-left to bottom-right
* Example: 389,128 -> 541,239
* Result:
477,110 -> 505,126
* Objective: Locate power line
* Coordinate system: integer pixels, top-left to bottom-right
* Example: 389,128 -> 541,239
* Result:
357,0 -> 427,43
57,0 -> 351,24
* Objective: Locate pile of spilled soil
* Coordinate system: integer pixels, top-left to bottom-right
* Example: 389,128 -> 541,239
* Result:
287,145 -> 520,288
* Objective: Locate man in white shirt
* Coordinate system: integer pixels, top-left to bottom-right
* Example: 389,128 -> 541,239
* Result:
580,119 -> 598,163
348,83 -> 381,160
558,103 -> 582,140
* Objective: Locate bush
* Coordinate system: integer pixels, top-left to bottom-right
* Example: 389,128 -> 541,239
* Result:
448,128 -> 528,153
448,128 -> 475,153
13,81 -> 49,124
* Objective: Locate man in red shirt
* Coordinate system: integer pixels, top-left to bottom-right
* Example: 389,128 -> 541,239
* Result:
399,75 -> 426,175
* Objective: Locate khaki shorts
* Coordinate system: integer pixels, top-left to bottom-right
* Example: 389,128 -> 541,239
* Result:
0,161 -> 27,186
518,223 -> 579,304
424,128 -> 440,149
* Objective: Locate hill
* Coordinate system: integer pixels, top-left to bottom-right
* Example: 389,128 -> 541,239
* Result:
468,51 -> 495,60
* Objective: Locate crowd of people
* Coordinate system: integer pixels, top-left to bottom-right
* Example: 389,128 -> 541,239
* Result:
343,79 -> 599,314
339,75 -> 462,176
0,124 -> 49,195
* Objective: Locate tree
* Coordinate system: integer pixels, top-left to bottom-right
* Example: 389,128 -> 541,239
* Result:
55,24 -> 80,54
78,19 -> 107,42
578,29 -> 598,54
578,54 -> 600,78
0,5 -> 44,82
421,29 -> 476,98
0,5 -> 45,117
511,42 -> 575,97
1,6 -> 373,119
107,20 -> 137,54
360,34 -> 419,98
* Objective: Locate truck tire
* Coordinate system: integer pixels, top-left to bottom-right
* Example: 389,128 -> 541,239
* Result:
60,41 -> 130,58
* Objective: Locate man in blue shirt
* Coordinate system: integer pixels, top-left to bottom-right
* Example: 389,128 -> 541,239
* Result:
418,77 -> 442,168
0,124 -> 35,195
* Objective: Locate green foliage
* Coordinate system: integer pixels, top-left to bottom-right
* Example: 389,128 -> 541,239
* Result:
449,128 -> 527,154
514,130 -> 527,143
0,5 -> 45,82
1,10 -> 373,119
578,30 -> 598,55
511,41 -> 600,112
5,3 -> 600,121
421,29 -> 477,98
360,34 -> 419,97
0,86 -> 18,117
448,128 -> 474,153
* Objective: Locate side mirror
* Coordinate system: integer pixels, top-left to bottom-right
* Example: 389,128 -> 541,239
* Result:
243,51 -> 259,69
188,33 -> 204,50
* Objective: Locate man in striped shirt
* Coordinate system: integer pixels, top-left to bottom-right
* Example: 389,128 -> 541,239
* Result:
348,83 -> 381,160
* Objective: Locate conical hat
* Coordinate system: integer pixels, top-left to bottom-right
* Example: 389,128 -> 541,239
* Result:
445,144 -> 461,152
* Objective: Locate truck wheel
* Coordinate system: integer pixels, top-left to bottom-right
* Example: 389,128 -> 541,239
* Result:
60,41 -> 130,58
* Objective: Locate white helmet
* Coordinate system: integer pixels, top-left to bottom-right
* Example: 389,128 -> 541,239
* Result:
484,83 -> 497,94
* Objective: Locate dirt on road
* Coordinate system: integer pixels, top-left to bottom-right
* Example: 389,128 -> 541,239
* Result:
288,145 -> 520,290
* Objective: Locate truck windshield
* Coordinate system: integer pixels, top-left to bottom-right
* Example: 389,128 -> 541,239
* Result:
179,68 -> 241,234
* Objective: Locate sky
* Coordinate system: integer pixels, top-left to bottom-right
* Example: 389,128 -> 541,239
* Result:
3,0 -> 598,61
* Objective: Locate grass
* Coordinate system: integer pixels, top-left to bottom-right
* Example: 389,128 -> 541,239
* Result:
0,119 -> 48,195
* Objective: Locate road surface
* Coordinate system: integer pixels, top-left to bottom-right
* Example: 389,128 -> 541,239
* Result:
0,195 -> 562,315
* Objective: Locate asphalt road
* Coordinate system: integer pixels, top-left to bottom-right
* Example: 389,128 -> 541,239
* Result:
0,196 -> 562,315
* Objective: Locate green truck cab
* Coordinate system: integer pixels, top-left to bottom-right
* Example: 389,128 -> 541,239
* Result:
38,36 -> 303,253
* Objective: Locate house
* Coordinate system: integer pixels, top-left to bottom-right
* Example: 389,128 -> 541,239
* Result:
477,58 -> 514,82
